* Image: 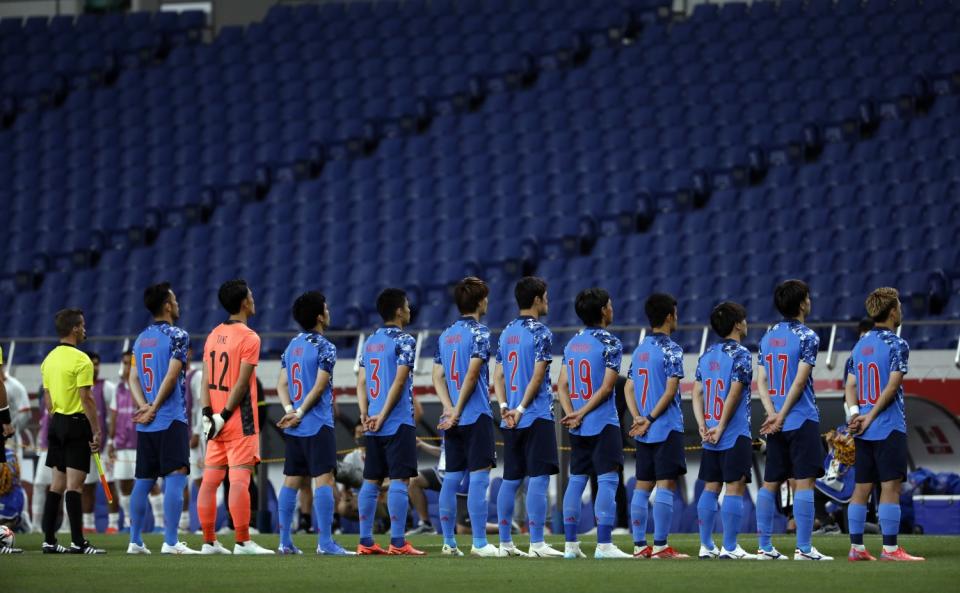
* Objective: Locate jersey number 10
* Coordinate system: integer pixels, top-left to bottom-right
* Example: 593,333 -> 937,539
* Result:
856,362 -> 881,405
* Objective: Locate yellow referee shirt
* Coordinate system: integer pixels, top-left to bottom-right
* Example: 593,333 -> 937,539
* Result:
40,344 -> 94,415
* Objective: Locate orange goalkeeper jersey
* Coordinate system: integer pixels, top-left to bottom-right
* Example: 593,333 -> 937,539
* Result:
203,320 -> 261,441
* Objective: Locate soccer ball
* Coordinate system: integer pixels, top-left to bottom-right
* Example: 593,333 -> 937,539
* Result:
0,525 -> 14,548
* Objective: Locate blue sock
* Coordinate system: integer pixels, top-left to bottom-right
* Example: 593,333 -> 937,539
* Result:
794,489 -> 815,553
468,471 -> 490,549
277,486 -> 298,549
630,489 -> 650,547
721,495 -> 743,552
526,475 -> 549,544
129,478 -> 154,546
756,488 -> 776,552
313,485 -> 334,548
595,472 -> 618,544
358,481 -> 379,547
848,502 -> 867,545
653,488 -> 673,546
439,471 -> 463,548
562,474 -> 588,542
878,503 -> 901,547
496,479 -> 521,544
697,489 -> 719,549
162,473 -> 187,547
388,481 -> 409,548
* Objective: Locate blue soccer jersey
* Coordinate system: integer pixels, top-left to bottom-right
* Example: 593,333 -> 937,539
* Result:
757,319 -> 820,431
850,328 -> 908,440
434,317 -> 492,426
361,326 -> 416,436
280,332 -> 336,436
563,327 -> 623,437
496,316 -> 554,429
628,333 -> 684,444
696,339 -> 753,451
132,321 -> 190,432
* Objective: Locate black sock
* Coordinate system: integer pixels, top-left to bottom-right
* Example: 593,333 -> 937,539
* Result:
42,491 -> 63,545
65,491 -> 84,546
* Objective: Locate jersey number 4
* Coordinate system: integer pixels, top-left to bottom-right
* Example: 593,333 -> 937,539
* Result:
207,350 -> 230,392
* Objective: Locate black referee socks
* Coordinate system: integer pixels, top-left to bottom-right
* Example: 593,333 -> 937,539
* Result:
42,491 -> 62,545
65,490 -> 84,546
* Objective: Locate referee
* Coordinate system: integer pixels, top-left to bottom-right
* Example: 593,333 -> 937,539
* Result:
39,308 -> 106,554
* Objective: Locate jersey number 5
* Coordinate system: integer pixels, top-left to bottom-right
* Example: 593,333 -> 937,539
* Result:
140,353 -> 154,394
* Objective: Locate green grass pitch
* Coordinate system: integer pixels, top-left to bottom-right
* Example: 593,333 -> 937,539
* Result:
4,533 -> 957,593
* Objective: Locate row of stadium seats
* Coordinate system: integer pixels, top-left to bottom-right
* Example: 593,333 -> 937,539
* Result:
2,0 -> 959,360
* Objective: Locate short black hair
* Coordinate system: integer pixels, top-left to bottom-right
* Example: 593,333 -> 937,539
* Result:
857,317 -> 875,335
453,277 -> 489,314
218,279 -> 250,315
87,351 -> 100,363
54,308 -> 84,338
376,288 -> 407,323
143,282 -> 172,316
710,301 -> 747,337
774,279 -> 809,318
515,276 -> 547,309
292,291 -> 327,332
574,287 -> 610,326
644,293 -> 677,328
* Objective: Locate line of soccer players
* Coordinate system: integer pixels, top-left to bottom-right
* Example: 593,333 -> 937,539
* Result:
38,275 -> 923,561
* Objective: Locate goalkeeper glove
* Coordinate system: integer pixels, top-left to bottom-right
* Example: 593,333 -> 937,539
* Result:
202,406 -> 232,441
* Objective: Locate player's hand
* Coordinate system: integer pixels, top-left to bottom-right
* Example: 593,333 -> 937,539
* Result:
706,426 -> 723,444
848,413 -> 872,436
1,423 -> 13,438
190,434 -> 200,449
698,425 -> 709,441
502,409 -> 520,429
359,413 -> 369,430
369,415 -> 385,433
133,403 -> 151,421
202,407 -> 231,441
90,431 -> 101,453
760,413 -> 784,436
561,411 -> 582,429
277,412 -> 299,429
107,443 -> 116,461
438,410 -> 460,431
629,417 -> 651,438
135,405 -> 157,425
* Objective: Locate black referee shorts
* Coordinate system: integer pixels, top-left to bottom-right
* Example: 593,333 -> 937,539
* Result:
46,413 -> 93,473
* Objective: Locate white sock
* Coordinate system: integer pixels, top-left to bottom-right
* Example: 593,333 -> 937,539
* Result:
851,544 -> 866,551
118,494 -> 131,529
109,512 -> 121,530
179,511 -> 190,530
32,487 -> 47,532
653,544 -> 668,553
83,512 -> 95,530
150,494 -> 165,529
883,544 -> 899,553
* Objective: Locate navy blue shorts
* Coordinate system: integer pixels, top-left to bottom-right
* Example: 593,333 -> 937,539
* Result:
698,435 -> 753,484
135,420 -> 190,479
502,418 -> 559,480
363,424 -> 418,481
569,424 -> 624,476
634,430 -> 687,482
855,431 -> 908,484
445,415 -> 497,472
283,426 -> 337,478
763,419 -> 825,482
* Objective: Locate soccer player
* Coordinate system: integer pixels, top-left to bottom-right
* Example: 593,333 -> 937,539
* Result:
845,288 -> 924,562
434,277 -> 499,557
558,287 -> 630,559
693,302 -> 756,560
82,352 -> 120,534
125,283 -> 198,554
1,351 -> 31,496
39,308 -> 105,554
623,293 -> 689,559
275,291 -> 352,556
0,345 -> 12,442
755,280 -> 832,560
356,288 -> 425,556
493,276 -> 562,558
197,279 -> 273,554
